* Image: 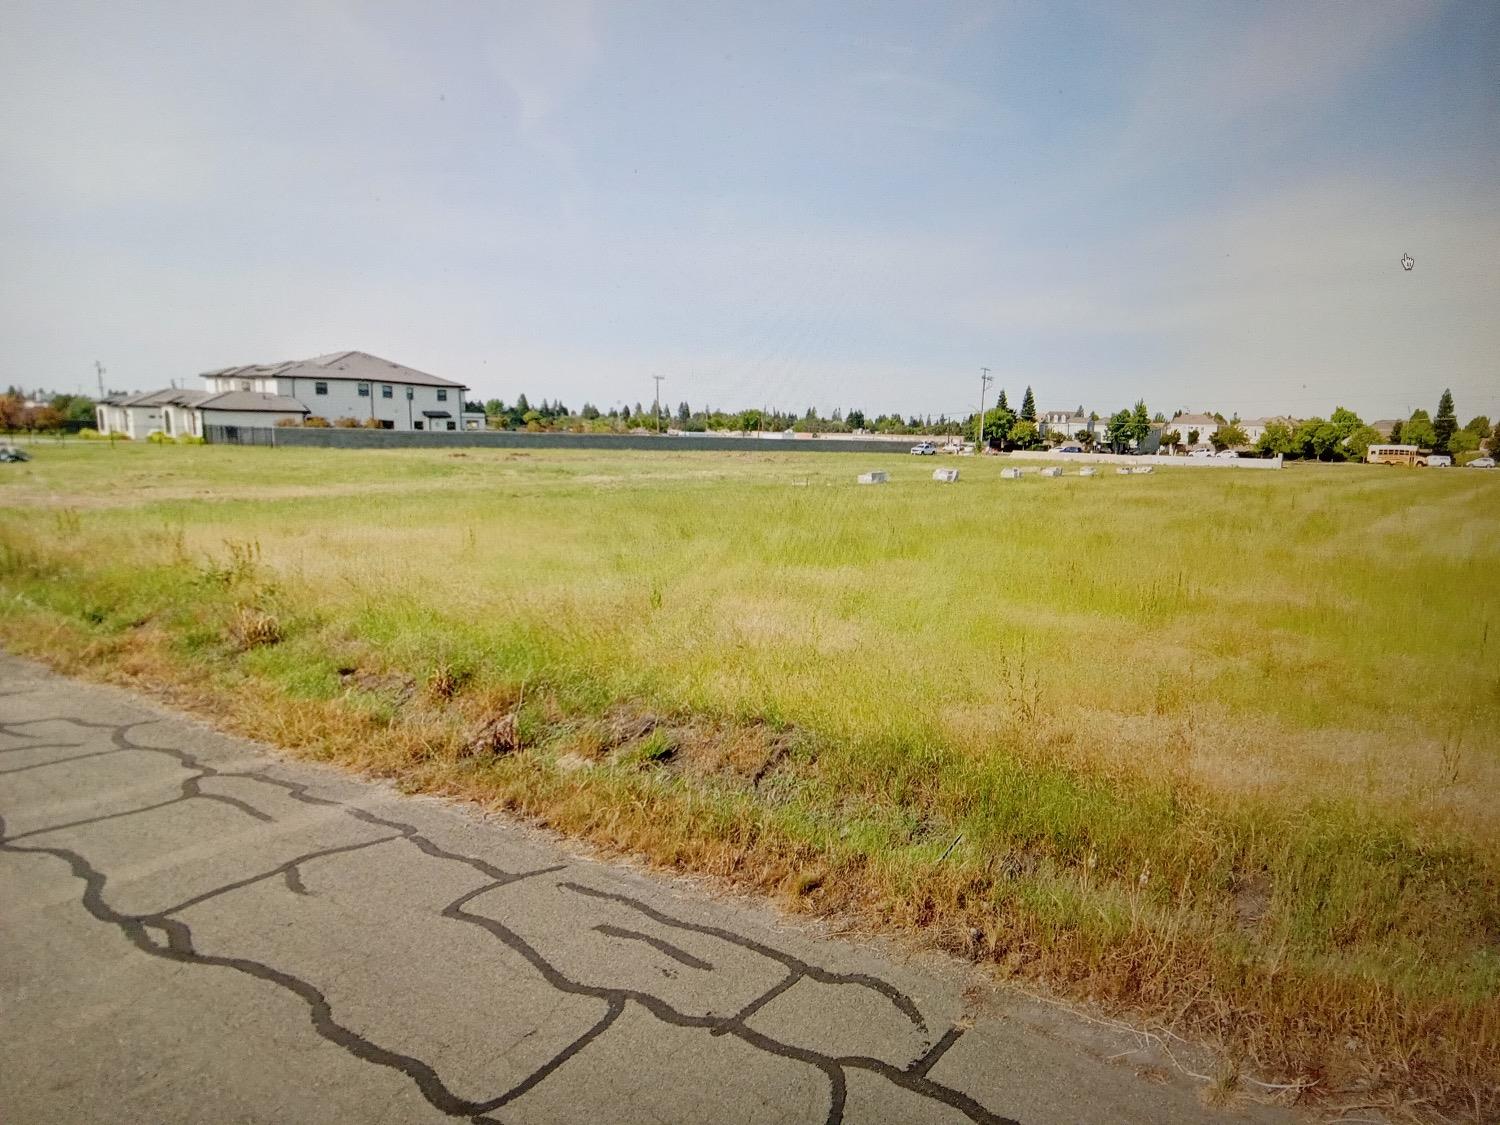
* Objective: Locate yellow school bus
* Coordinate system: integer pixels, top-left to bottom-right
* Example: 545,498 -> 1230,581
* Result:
1366,444 -> 1424,465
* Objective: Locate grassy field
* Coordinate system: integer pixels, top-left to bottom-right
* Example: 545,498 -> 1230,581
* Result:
2,442 -> 1497,1117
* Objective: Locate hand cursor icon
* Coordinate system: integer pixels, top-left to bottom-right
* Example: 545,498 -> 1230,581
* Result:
1401,253 -> 1414,271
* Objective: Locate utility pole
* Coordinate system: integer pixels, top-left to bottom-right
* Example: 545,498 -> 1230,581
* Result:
652,375 -> 664,434
94,360 -> 106,401
977,367 -> 993,454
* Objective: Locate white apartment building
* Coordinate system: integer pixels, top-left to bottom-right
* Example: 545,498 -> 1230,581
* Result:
97,351 -> 477,437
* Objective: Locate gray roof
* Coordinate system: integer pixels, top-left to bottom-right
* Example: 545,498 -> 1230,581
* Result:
197,391 -> 309,413
201,350 -> 465,390
111,388 -> 214,408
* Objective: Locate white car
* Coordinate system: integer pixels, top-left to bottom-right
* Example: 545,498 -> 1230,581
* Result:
910,442 -> 936,455
1466,457 -> 1494,468
1188,448 -> 1214,459
1425,454 -> 1453,467
1215,449 -> 1239,459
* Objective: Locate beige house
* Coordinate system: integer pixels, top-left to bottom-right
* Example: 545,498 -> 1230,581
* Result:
1168,412 -> 1220,448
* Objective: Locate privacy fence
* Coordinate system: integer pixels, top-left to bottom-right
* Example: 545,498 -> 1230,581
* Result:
202,427 -> 933,455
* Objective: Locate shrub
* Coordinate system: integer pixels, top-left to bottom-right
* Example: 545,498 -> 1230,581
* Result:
177,434 -> 206,445
361,417 -> 384,429
227,605 -> 281,650
77,427 -> 102,440
303,416 -> 330,428
146,431 -> 173,444
333,416 -> 360,428
274,418 -> 301,427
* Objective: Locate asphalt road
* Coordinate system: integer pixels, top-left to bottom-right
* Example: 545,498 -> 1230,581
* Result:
0,654 -> 1292,1124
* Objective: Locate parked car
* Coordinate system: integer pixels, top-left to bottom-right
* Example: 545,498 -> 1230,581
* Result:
1425,454 -> 1453,467
1215,449 -> 1239,459
910,442 -> 936,455
1467,457 -> 1495,468
0,446 -> 31,463
1055,443 -> 1085,454
1188,448 -> 1214,459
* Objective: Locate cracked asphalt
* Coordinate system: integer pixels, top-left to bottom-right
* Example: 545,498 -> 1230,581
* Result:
0,654 -> 1294,1124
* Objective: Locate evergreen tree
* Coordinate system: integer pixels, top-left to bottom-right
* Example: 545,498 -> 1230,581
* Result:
1020,386 -> 1036,421
1388,419 -> 1403,443
1433,389 -> 1457,454
677,401 -> 691,422
996,389 -> 1009,412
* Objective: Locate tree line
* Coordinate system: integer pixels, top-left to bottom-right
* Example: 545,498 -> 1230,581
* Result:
1252,390 -> 1495,462
0,388 -> 99,436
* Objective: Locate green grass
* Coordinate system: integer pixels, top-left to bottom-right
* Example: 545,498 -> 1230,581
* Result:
2,441 -> 1498,1116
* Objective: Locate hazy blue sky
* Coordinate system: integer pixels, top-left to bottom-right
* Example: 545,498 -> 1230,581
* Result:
4,1 -> 1497,420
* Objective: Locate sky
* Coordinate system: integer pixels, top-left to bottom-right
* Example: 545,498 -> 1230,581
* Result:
3,1 -> 1497,422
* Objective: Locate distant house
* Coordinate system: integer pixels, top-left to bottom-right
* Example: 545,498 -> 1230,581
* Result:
96,351 -> 472,437
1370,419 -> 1401,440
1169,412 -> 1220,447
1038,409 -> 1089,439
1241,416 -> 1298,445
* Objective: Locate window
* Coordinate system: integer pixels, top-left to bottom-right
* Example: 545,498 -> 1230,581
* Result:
240,380 -> 251,391
414,420 -> 424,430
405,386 -> 414,400
437,389 -> 447,402
314,381 -> 328,396
358,383 -> 369,397
382,384 -> 393,398
446,420 -> 456,431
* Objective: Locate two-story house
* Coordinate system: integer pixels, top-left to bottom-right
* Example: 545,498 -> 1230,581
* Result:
96,351 -> 472,437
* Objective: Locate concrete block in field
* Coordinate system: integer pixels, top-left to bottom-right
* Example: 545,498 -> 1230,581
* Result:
1040,466 -> 1062,477
1078,466 -> 1098,477
857,470 -> 888,484
1116,467 -> 1133,475
1131,465 -> 1155,474
1000,467 -> 1023,479
932,468 -> 960,483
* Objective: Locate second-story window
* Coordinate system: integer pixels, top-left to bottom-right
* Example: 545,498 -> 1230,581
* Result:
358,383 -> 370,397
437,389 -> 447,402
314,381 -> 328,395
240,380 -> 251,391
382,385 -> 393,398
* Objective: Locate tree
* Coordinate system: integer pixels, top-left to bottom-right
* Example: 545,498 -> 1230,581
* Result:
996,389 -> 1009,413
1404,409 -> 1437,450
1345,425 -> 1382,459
581,402 -> 601,420
1009,419 -> 1040,449
973,403 -> 1014,447
1020,386 -> 1036,422
1211,421 -> 1249,450
484,398 -> 504,415
1128,400 -> 1151,447
0,394 -> 28,436
1433,389 -> 1457,454
1159,429 -> 1181,450
1292,417 -> 1345,461
50,393 -> 97,425
1388,419 -> 1403,444
846,409 -> 866,430
1463,415 -> 1490,438
1255,422 -> 1296,457
1105,409 -> 1133,453
677,401 -> 691,423
1187,429 -> 1200,447
1492,419 -> 1500,453
1448,428 -> 1480,457
1329,407 -> 1364,445
514,393 -> 530,414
